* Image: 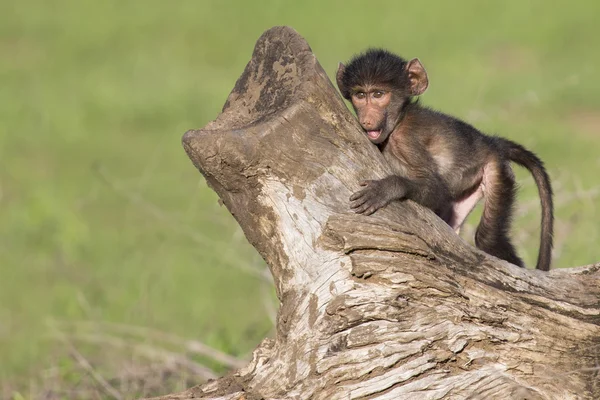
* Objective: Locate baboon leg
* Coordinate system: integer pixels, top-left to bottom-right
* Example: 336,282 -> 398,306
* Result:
449,186 -> 484,234
475,161 -> 524,267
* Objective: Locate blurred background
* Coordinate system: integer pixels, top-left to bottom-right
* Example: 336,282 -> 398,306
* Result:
1,0 -> 599,398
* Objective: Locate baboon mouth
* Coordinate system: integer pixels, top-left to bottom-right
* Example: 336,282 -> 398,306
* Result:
366,130 -> 382,140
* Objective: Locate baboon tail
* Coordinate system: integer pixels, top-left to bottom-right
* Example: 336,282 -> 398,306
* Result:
500,138 -> 554,271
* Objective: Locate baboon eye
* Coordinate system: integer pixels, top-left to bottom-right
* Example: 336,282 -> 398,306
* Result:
354,92 -> 366,99
373,90 -> 385,98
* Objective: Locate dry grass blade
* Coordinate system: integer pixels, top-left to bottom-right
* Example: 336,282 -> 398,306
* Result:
50,326 -> 124,400
58,320 -> 245,369
59,332 -> 219,380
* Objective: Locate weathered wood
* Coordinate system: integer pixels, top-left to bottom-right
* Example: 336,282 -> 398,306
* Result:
149,26 -> 600,400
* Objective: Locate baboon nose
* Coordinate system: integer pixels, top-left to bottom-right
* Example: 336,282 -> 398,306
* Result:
361,120 -> 373,129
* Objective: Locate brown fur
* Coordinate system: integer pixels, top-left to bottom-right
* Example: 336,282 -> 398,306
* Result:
339,49 -> 554,270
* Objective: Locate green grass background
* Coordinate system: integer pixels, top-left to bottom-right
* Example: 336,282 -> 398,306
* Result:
1,0 -> 599,394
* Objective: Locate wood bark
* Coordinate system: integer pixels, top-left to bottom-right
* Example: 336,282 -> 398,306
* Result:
148,26 -> 600,400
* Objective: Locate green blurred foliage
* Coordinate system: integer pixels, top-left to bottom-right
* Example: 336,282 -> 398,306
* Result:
0,0 -> 599,388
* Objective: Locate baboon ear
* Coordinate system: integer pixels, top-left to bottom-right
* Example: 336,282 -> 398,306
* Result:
406,58 -> 429,96
336,62 -> 347,97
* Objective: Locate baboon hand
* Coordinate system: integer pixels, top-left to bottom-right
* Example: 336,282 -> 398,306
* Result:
349,178 -> 405,215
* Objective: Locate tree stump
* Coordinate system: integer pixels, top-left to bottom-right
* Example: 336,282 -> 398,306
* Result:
149,26 -> 600,400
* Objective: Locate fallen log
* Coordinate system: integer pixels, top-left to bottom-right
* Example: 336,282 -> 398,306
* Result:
149,26 -> 600,400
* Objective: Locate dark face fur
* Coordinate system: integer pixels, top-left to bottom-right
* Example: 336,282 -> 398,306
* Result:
336,49 -> 428,144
